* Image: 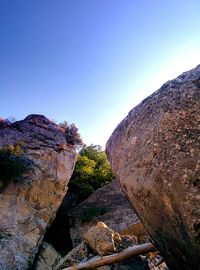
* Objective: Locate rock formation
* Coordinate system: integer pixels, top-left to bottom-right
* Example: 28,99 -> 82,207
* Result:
32,241 -> 61,270
68,179 -> 141,247
106,65 -> 200,270
0,115 -> 77,269
55,222 -> 151,270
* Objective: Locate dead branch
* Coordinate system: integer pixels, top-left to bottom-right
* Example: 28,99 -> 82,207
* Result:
61,242 -> 157,270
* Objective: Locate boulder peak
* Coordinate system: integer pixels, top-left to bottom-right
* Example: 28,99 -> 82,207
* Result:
24,114 -> 52,125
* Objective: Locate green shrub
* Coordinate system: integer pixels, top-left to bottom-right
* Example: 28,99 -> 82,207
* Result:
0,143 -> 34,192
81,207 -> 106,223
68,144 -> 114,203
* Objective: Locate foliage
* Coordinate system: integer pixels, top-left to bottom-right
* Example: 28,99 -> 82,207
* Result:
0,143 -> 34,192
69,144 -> 114,202
81,207 -> 106,223
59,121 -> 83,146
2,141 -> 25,156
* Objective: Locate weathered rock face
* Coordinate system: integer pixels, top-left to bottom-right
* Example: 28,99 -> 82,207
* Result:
106,65 -> 200,270
83,222 -> 122,256
32,241 -> 61,270
0,115 -> 77,269
69,179 -> 140,247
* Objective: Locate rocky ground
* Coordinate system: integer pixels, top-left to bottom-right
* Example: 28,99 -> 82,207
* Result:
54,222 -> 168,270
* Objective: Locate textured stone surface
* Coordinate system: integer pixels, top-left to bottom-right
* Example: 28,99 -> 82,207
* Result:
106,65 -> 200,270
0,115 -> 77,269
69,179 -> 140,247
83,222 -> 121,256
55,223 -> 147,270
55,241 -> 92,270
120,223 -> 150,243
33,242 -> 61,270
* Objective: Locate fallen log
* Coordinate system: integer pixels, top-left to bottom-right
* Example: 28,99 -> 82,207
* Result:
61,242 -> 157,270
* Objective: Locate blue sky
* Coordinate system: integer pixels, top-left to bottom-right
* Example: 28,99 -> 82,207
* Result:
1,0 -> 200,148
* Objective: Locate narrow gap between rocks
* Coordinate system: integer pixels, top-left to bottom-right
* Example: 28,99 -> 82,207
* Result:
31,187 -> 79,269
43,186 -> 80,255
44,207 -> 73,255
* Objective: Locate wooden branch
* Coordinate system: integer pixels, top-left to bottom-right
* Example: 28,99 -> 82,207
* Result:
61,242 -> 157,270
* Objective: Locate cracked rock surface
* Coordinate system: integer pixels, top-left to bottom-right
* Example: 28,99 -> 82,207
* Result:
0,114 -> 77,269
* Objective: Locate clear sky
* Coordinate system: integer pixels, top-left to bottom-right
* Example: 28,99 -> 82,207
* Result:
1,0 -> 200,148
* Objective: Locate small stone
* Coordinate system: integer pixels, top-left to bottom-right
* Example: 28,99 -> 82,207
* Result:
83,222 -> 121,256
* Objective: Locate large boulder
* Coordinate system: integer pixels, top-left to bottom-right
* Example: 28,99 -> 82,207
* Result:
0,115 -> 77,269
106,65 -> 200,270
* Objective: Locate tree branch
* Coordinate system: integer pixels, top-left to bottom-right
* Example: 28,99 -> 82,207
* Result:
61,242 -> 157,270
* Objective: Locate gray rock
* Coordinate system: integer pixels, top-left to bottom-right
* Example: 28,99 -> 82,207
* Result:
55,223 -> 148,270
33,242 -> 61,270
69,179 -> 140,247
55,241 -> 91,270
0,115 -> 77,269
106,65 -> 200,270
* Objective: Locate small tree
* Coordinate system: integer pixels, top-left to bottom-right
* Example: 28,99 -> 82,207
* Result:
69,144 -> 114,202
66,123 -> 83,146
59,121 -> 83,146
